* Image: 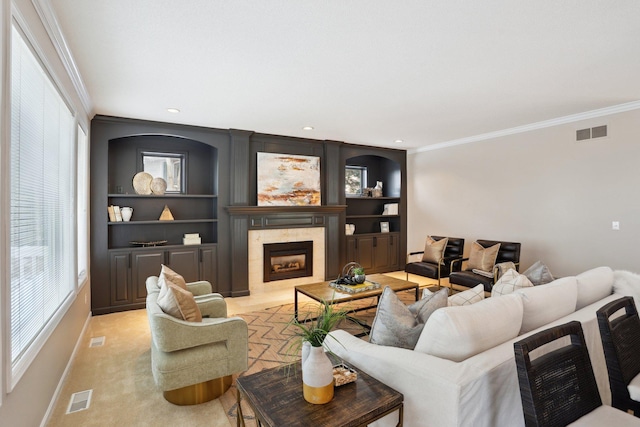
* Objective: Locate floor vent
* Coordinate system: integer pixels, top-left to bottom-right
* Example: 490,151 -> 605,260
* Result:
67,389 -> 92,414
89,336 -> 105,347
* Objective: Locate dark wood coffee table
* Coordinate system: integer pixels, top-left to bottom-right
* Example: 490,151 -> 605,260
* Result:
236,361 -> 403,427
294,273 -> 419,325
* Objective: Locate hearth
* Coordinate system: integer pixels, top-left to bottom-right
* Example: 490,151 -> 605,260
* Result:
263,241 -> 313,282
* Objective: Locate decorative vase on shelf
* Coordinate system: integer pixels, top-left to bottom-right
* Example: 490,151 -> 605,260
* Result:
302,345 -> 334,404
121,207 -> 133,222
373,181 -> 383,197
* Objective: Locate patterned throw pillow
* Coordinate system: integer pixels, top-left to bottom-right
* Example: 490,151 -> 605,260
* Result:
370,286 -> 448,349
467,242 -> 500,273
448,284 -> 485,306
421,236 -> 448,264
491,269 -> 533,297
522,261 -> 555,285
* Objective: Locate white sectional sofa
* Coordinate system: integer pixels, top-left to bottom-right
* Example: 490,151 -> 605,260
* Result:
326,266 -> 634,427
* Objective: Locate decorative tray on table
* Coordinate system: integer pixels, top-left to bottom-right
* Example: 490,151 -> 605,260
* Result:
333,364 -> 358,387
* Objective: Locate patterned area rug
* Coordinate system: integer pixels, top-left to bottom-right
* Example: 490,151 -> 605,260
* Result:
221,292 -> 417,426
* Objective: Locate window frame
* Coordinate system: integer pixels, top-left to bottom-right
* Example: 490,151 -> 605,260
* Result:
345,165 -> 368,196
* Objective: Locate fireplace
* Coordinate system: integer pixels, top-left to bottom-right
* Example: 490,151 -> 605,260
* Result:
263,241 -> 313,282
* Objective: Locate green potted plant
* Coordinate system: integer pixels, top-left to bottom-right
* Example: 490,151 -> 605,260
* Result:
287,301 -> 361,404
352,267 -> 366,284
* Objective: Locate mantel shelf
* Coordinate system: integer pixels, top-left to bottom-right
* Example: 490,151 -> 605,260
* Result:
226,205 -> 347,215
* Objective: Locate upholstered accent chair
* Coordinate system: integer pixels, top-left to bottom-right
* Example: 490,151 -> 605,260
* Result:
448,239 -> 521,292
597,296 -> 640,416
514,321 -> 640,426
145,276 -> 248,405
404,236 -> 464,288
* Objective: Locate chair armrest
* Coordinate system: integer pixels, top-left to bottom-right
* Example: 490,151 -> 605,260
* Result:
451,257 -> 468,271
151,314 -> 248,353
186,280 -> 213,296
195,294 -> 227,318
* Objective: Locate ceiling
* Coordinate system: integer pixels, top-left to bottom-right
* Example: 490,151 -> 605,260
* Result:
50,0 -> 640,150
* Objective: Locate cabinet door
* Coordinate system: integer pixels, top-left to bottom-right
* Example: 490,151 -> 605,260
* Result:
373,235 -> 391,272
355,236 -> 375,271
132,250 -> 164,302
346,236 -> 357,263
109,251 -> 131,306
199,245 -> 218,290
167,247 -> 199,282
388,233 -> 400,270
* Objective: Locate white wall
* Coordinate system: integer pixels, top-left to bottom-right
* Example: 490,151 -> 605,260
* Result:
407,108 -> 640,277
1,1 -> 91,426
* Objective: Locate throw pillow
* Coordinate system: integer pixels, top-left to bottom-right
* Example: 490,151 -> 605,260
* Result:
491,269 -> 533,297
421,236 -> 448,264
467,242 -> 500,273
522,261 -> 554,285
495,261 -> 516,280
157,282 -> 202,322
448,284 -> 485,306
415,294 -> 524,362
370,286 -> 448,349
158,264 -> 188,290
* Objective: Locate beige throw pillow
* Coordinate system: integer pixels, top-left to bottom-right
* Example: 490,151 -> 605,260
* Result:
159,264 -> 187,290
157,281 -> 202,322
467,242 -> 500,273
421,236 -> 448,264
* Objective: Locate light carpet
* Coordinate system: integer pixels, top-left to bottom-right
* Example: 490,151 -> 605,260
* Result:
46,292 -> 418,427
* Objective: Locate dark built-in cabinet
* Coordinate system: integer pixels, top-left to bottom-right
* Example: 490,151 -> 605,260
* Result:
90,116 -> 406,315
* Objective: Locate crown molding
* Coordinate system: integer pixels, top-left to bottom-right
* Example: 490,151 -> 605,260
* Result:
31,0 -> 93,118
411,100 -> 640,154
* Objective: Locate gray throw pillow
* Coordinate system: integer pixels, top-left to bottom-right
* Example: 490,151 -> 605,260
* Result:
523,261 -> 554,285
369,286 -> 448,349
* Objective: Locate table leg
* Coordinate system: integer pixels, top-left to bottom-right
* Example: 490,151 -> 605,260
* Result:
396,404 -> 404,427
236,388 -> 245,427
294,289 -> 299,322
414,285 -> 419,301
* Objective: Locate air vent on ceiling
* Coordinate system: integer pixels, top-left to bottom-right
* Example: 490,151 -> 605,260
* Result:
67,389 -> 92,414
576,125 -> 607,141
89,336 -> 105,347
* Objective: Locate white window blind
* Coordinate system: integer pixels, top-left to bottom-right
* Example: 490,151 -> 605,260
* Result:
77,125 -> 89,286
10,24 -> 75,382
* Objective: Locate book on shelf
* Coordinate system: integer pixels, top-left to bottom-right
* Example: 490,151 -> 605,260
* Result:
382,203 -> 398,215
107,205 -> 116,222
113,205 -> 123,222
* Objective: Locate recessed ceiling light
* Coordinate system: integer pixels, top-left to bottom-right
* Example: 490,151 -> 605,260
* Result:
167,108 -> 180,113
394,139 -> 404,144
302,126 -> 314,131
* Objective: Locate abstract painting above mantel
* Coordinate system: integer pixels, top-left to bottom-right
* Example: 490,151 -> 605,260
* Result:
257,153 -> 321,206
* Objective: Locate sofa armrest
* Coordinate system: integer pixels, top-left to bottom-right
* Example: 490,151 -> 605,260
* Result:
195,294 -> 227,318
186,280 -> 213,296
151,314 -> 248,353
326,330 -> 463,427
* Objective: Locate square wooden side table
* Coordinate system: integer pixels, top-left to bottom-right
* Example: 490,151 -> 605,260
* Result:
236,362 -> 403,427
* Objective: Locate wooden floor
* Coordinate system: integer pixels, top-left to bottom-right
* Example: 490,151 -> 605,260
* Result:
225,271 -> 443,315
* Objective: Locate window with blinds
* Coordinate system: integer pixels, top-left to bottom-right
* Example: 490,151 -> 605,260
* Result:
10,24 -> 76,385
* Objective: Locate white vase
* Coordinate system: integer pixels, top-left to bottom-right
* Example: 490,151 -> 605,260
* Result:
302,345 -> 334,404
301,341 -> 311,365
121,207 -> 133,222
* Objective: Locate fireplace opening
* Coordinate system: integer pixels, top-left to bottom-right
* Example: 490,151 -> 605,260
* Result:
263,241 -> 313,282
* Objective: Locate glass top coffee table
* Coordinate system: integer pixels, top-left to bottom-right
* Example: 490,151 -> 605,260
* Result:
236,361 -> 404,427
294,273 -> 419,326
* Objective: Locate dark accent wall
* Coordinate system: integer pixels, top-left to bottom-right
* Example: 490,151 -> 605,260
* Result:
90,115 -> 407,313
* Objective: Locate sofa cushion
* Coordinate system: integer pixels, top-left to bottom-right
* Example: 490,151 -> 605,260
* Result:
415,293 -> 523,362
370,286 -> 448,349
422,236 -> 448,264
159,264 -> 187,290
157,280 -> 202,322
467,241 -> 500,273
575,266 -> 614,310
448,284 -> 484,306
522,260 -> 555,285
491,269 -> 533,297
516,276 -> 578,334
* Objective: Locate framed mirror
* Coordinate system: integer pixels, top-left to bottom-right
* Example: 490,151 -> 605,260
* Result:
141,151 -> 185,193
